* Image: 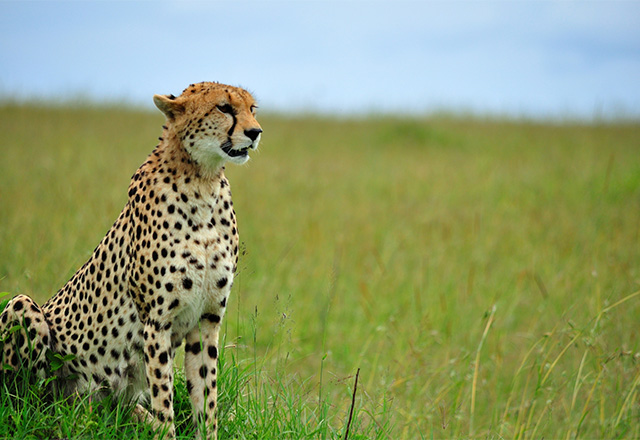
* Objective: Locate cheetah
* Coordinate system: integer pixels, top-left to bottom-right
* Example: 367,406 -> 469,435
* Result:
0,82 -> 262,439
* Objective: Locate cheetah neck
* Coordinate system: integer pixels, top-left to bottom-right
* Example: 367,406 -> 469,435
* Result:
133,131 -> 227,210
155,127 -> 227,182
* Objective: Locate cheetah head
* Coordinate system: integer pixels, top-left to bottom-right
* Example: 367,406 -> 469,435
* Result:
153,82 -> 262,169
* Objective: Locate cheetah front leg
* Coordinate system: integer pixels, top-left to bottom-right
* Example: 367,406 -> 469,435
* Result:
184,312 -> 222,440
143,322 -> 176,439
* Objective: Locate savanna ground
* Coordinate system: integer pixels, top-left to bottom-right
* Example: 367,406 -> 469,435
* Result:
0,103 -> 638,439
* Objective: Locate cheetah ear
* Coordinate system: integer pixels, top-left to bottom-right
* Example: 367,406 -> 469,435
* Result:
153,94 -> 185,120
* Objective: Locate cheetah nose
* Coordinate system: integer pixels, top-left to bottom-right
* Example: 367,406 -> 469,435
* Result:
244,128 -> 262,142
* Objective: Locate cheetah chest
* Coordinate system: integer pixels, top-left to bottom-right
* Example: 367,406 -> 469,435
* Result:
143,186 -> 239,339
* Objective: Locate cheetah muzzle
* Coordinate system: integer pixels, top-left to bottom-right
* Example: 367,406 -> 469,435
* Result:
220,140 -> 252,159
0,81 -> 262,440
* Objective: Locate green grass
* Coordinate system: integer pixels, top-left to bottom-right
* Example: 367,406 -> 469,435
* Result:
0,102 -> 639,439
0,318 -> 381,440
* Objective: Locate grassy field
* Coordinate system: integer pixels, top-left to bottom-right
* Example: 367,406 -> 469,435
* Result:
0,103 -> 639,439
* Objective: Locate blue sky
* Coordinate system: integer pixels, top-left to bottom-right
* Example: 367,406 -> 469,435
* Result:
1,1 -> 639,118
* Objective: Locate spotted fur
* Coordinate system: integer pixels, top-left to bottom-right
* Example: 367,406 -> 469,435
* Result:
0,82 -> 262,439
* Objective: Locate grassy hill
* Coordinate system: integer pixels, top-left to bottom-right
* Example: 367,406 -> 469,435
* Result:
1,103 -> 639,439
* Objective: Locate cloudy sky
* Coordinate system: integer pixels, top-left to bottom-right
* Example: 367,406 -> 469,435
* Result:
1,1 -> 639,118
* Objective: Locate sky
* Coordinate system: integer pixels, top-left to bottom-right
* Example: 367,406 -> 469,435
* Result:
1,1 -> 639,118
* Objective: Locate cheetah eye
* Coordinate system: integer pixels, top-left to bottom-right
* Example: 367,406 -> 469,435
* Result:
217,104 -> 234,115
250,105 -> 258,113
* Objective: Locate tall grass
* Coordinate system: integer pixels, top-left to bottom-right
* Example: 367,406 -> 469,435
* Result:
1,103 -> 639,438
0,290 -> 387,439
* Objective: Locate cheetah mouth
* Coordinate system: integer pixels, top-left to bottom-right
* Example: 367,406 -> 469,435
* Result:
220,141 -> 250,159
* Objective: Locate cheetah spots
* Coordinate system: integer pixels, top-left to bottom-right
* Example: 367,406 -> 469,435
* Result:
147,319 -> 171,332
201,313 -> 221,324
182,278 -> 193,290
216,277 -> 228,289
207,346 -> 218,359
185,341 -> 202,355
